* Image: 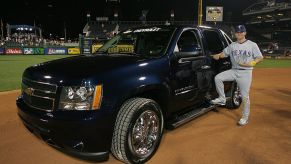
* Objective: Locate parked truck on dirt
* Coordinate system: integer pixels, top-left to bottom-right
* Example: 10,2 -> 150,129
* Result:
17,25 -> 242,163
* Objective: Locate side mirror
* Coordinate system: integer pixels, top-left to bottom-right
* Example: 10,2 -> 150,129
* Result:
174,45 -> 202,58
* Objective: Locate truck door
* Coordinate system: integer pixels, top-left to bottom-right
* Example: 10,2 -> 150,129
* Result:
202,29 -> 232,73
169,29 -> 212,113
202,29 -> 233,96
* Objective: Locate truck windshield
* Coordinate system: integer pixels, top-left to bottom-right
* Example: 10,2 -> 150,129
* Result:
95,27 -> 175,57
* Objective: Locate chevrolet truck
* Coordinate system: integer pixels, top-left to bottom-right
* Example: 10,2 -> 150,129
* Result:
17,25 -> 242,163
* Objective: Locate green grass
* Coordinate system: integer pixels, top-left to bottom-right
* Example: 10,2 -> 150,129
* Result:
0,55 -> 72,92
255,59 -> 291,68
0,56 -> 291,92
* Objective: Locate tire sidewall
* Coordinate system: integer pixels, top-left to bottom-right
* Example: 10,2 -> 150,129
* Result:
125,100 -> 164,164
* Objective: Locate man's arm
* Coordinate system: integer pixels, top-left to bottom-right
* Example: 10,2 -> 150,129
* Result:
211,52 -> 226,60
255,57 -> 264,64
239,43 -> 264,67
239,57 -> 263,67
212,44 -> 232,60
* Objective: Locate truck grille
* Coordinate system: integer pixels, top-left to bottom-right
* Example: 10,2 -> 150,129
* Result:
21,78 -> 57,111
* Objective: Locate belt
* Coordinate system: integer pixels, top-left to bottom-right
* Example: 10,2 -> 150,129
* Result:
233,68 -> 249,70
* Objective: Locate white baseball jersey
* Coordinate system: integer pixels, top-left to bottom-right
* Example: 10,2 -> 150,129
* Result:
223,40 -> 263,70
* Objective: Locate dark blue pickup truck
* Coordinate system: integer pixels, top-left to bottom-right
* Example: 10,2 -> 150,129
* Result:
17,25 -> 242,163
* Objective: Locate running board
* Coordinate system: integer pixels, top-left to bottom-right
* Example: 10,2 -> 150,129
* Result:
166,104 -> 217,130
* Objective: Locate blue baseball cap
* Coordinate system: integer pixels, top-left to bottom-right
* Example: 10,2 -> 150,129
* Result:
235,25 -> 247,33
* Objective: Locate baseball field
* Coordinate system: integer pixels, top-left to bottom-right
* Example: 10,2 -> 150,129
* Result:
0,55 -> 291,163
0,55 -> 70,91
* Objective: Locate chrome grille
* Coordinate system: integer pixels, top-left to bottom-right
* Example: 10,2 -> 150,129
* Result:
21,78 -> 57,111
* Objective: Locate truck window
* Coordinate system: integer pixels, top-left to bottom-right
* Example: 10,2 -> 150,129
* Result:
220,34 -> 229,48
203,30 -> 225,54
176,30 -> 202,56
224,34 -> 233,45
220,30 -> 233,45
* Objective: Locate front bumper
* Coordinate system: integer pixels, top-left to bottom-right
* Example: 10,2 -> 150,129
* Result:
16,96 -> 116,161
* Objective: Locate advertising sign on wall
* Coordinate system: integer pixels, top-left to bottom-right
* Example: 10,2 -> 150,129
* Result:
83,39 -> 92,54
107,45 -> 134,53
92,44 -> 103,53
24,48 -> 34,54
5,48 -> 23,54
68,48 -> 80,55
0,48 -> 4,54
33,48 -> 45,54
45,48 -> 67,55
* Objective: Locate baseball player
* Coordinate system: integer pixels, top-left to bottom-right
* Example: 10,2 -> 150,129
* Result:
211,25 -> 263,126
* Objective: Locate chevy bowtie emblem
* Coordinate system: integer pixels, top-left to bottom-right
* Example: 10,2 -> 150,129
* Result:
24,87 -> 34,96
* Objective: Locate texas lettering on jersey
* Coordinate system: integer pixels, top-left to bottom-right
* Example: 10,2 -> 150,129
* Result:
232,49 -> 253,63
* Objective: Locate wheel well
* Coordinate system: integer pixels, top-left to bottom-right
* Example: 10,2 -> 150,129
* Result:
131,89 -> 169,117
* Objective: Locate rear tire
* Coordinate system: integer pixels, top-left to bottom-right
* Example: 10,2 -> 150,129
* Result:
225,82 -> 242,109
111,98 -> 164,164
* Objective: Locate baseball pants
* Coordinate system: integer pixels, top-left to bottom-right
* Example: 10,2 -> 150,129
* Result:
214,69 -> 253,118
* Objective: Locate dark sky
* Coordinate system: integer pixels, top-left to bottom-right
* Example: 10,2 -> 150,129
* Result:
0,0 -> 256,39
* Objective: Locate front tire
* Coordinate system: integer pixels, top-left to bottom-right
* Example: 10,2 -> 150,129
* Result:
111,98 -> 164,164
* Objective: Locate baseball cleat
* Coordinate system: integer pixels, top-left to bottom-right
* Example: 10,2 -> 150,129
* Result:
210,98 -> 226,106
238,117 -> 248,126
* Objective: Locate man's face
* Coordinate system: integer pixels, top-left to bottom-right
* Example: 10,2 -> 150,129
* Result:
235,32 -> 246,40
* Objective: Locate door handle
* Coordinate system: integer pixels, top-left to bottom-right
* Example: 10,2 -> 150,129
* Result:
201,65 -> 211,70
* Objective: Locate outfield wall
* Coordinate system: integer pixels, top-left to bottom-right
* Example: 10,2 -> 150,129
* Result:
0,47 -> 81,55
0,37 -> 107,55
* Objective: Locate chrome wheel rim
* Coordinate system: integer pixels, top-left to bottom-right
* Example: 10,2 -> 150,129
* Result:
129,110 -> 160,159
233,86 -> 241,106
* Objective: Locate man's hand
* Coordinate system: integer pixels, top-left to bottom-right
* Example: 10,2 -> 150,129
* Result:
239,57 -> 263,67
211,53 -> 224,60
239,61 -> 257,67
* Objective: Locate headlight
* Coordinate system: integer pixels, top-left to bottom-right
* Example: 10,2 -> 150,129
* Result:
58,85 -> 103,110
